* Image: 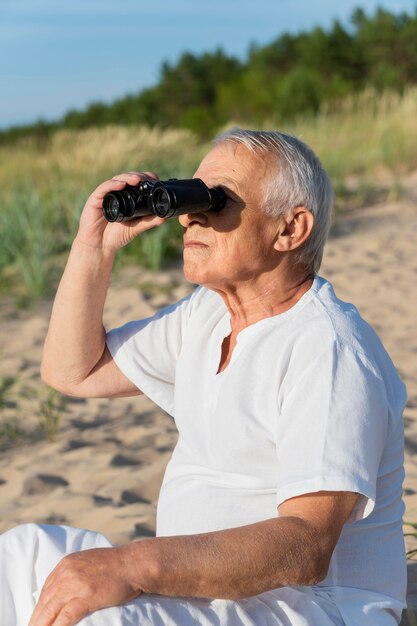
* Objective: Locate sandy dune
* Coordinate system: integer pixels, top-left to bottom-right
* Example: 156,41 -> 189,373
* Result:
1,176 -> 416,619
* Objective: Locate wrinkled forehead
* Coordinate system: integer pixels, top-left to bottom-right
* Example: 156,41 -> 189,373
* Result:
194,141 -> 274,190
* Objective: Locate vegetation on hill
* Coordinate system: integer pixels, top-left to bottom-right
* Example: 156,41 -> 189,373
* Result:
1,6 -> 417,143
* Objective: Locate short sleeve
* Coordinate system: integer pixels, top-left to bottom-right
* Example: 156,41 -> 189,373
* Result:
275,337 -> 389,522
106,290 -> 198,416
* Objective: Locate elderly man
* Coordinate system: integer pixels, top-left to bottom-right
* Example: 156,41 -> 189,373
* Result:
1,129 -> 406,626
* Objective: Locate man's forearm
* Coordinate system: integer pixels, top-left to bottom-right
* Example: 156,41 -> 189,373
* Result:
41,239 -> 116,390
127,517 -> 329,600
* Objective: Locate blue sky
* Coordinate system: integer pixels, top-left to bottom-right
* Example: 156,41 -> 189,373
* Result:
0,0 -> 416,129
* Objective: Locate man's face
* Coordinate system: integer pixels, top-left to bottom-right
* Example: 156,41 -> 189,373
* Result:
179,141 -> 282,289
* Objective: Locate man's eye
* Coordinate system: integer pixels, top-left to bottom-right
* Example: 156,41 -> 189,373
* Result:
223,191 -> 239,204
217,186 -> 244,208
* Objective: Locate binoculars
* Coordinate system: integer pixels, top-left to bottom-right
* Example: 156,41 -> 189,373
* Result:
102,178 -> 227,222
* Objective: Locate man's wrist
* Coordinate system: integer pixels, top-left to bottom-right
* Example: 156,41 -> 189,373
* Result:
121,539 -> 162,595
72,237 -> 117,261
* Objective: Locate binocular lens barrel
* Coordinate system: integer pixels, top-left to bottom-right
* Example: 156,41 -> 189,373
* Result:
151,187 -> 172,218
102,178 -> 226,222
103,195 -> 122,222
102,182 -> 150,222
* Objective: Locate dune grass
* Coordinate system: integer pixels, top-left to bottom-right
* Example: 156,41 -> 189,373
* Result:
1,87 -> 417,302
282,89 -> 417,181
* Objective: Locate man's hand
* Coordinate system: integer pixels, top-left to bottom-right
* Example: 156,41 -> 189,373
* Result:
76,171 -> 165,250
28,491 -> 360,625
28,546 -> 143,626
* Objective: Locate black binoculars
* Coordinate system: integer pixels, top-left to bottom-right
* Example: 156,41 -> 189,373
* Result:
102,178 -> 227,222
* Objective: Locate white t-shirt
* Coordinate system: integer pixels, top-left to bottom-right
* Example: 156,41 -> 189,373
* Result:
106,275 -> 407,624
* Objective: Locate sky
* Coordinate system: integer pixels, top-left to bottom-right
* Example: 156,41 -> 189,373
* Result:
0,0 -> 416,130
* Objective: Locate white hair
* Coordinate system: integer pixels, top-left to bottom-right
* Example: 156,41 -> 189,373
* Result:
213,128 -> 333,274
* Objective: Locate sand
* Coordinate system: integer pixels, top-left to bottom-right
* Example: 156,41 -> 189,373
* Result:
0,175 -> 416,619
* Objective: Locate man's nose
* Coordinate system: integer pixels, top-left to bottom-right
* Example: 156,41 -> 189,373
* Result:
178,210 -> 209,227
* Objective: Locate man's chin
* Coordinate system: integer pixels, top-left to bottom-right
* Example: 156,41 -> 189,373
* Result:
183,268 -> 202,285
182,261 -> 207,286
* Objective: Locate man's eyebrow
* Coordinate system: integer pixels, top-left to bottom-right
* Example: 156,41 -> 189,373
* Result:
214,177 -> 240,195
204,175 -> 244,201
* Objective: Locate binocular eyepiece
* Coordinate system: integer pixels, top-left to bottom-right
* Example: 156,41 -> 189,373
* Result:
102,178 -> 227,222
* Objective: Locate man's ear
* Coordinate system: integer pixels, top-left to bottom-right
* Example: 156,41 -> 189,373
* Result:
274,207 -> 314,252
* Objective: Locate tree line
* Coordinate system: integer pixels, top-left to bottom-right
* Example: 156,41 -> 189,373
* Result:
2,6 -> 417,143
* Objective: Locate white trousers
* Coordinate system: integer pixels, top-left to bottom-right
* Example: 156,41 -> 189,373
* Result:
0,523 -> 397,626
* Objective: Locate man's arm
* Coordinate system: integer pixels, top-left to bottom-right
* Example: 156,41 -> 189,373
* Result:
130,490 -> 359,599
41,171 -> 164,398
29,491 -> 359,626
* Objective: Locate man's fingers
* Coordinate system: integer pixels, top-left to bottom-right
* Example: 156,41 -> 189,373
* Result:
29,591 -> 89,626
92,172 -> 140,196
111,171 -> 158,184
50,599 -> 89,626
86,171 -> 161,212
141,170 -> 159,181
87,179 -> 126,206
29,595 -> 58,626
88,172 -> 156,205
111,172 -> 140,183
120,214 -> 166,236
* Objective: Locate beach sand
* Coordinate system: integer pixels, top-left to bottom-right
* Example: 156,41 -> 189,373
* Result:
1,175 -> 416,620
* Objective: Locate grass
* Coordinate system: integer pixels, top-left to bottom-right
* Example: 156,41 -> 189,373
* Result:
0,377 -> 67,448
38,387 -> 67,443
0,376 -> 17,409
0,418 -> 25,449
1,86 -> 417,301
279,88 -> 417,182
